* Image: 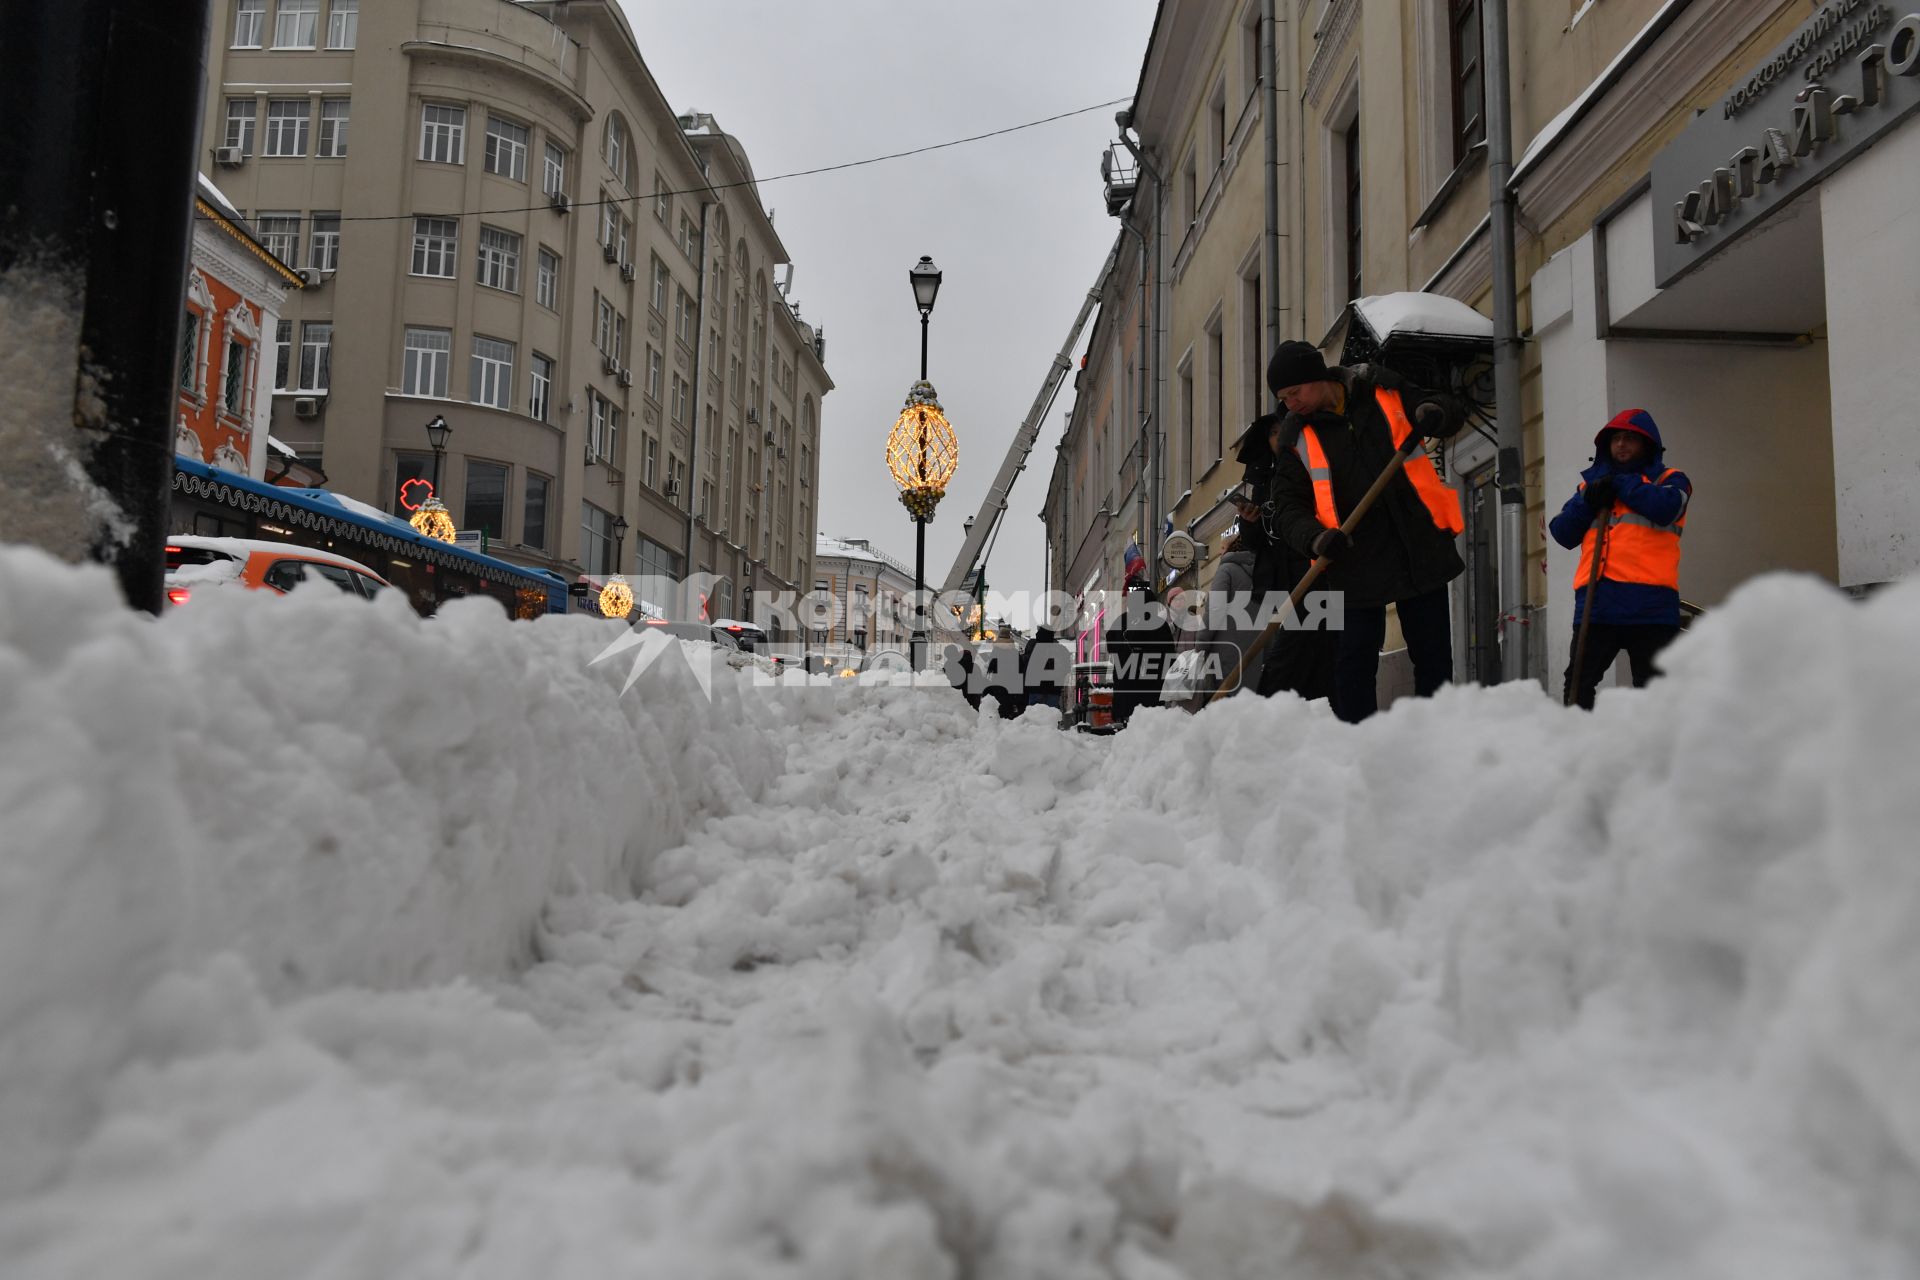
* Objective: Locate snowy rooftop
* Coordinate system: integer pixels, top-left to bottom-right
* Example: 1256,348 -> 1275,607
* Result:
816,534 -> 912,577
1352,291 -> 1495,343
3,541 -> 1917,1276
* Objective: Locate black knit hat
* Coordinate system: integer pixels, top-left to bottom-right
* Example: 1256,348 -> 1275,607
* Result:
1266,341 -> 1334,395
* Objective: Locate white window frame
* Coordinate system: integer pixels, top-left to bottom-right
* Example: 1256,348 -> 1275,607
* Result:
476,225 -> 522,293
484,115 -> 529,182
653,172 -> 670,222
272,0 -> 319,49
650,256 -> 668,313
643,435 -> 659,488
326,0 -> 358,50
671,374 -> 688,425
603,115 -> 630,188
646,347 -> 662,400
403,327 -> 452,398
543,142 -> 567,197
274,318 -> 293,391
529,353 -> 553,422
674,288 -> 694,346
420,103 -> 466,166
535,247 -> 559,310
224,98 -> 257,155
255,212 -> 300,265
411,216 -> 458,278
308,213 -> 340,272
298,321 -> 332,393
317,98 -> 349,157
263,99 -> 309,158
232,0 -> 266,48
221,335 -> 250,416
470,335 -> 515,410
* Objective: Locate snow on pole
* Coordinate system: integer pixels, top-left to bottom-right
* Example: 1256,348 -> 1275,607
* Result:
0,0 -> 214,613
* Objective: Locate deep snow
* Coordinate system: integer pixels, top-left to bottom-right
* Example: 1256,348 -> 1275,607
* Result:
0,544 -> 1916,1279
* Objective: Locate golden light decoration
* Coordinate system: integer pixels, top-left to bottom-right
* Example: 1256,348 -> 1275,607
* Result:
886,381 -> 958,523
409,496 -> 457,542
599,575 -> 634,619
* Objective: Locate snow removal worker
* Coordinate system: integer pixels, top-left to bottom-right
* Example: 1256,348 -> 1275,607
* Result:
1263,340 -> 1467,724
1104,539 -> 1176,728
1548,408 -> 1692,710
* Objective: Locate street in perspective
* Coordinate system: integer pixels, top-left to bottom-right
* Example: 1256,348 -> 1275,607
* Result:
2,1 -> 1919,1276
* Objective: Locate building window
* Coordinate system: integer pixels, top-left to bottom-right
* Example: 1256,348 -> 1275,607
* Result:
272,0 -> 319,49
699,479 -> 713,522
223,98 -> 257,155
529,353 -> 553,422
535,248 -> 559,310
317,98 -> 350,157
1182,150 -> 1198,230
263,99 -> 309,157
594,292 -> 615,354
617,214 -> 632,268
653,172 -> 670,221
232,0 -> 265,48
411,216 -> 458,278
543,142 -> 566,197
484,116 -> 529,182
274,318 -> 293,391
645,346 -> 662,400
420,104 -> 466,166
1212,79 -> 1228,167
392,453 -> 432,514
599,197 -> 618,253
1344,117 -> 1363,301
326,0 -> 357,49
470,336 -> 514,410
678,214 -> 698,261
402,327 -> 451,398
671,373 -> 689,425
643,435 -> 658,488
650,255 -> 668,313
1450,0 -> 1486,164
587,390 -> 619,461
255,212 -> 300,264
1242,8 -> 1261,102
523,472 -> 550,551
613,312 -> 627,364
299,321 -> 332,392
1242,268 -> 1262,421
179,311 -> 201,391
581,503 -> 613,577
476,225 -> 521,292
308,214 -> 340,271
603,114 -> 630,187
1208,317 -> 1225,466
465,459 -> 507,541
674,288 -> 695,346
1177,356 -> 1195,492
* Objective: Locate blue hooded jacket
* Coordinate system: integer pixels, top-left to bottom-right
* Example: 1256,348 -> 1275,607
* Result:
1548,409 -> 1691,626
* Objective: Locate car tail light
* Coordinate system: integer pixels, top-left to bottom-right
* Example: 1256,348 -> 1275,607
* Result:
166,587 -> 191,606
644,618 -> 667,625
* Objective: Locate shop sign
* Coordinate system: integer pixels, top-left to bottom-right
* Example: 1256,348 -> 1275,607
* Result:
1651,4 -> 1920,287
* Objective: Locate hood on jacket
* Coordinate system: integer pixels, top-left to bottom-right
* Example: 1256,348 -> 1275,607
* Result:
1593,408 -> 1664,465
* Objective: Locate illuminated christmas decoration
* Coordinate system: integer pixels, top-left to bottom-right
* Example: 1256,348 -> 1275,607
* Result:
886,381 -> 958,523
409,496 -> 456,542
398,477 -> 435,512
599,575 -> 634,619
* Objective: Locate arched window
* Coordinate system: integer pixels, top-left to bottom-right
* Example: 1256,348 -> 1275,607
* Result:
603,113 -> 631,188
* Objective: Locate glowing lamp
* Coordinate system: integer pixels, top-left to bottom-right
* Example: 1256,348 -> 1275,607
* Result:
599,576 -> 634,619
886,381 -> 958,523
409,496 -> 457,542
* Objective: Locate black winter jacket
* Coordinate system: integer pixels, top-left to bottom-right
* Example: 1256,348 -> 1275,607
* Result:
1266,365 -> 1466,609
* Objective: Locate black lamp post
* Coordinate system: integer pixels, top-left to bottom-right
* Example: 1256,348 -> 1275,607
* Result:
907,255 -> 942,669
611,512 -> 628,573
425,414 -> 452,492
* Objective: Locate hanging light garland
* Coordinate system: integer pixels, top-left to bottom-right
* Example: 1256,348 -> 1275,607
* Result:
409,496 -> 457,542
886,380 -> 958,523
599,575 -> 634,619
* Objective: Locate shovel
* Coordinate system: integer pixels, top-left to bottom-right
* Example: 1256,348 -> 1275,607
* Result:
1564,499 -> 1614,708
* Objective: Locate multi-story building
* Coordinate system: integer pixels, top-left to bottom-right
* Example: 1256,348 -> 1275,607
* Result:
176,175 -> 305,484
196,0 -> 827,616
812,535 -> 914,665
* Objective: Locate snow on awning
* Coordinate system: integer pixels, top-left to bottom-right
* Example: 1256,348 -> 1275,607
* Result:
1351,292 -> 1494,344
267,434 -> 298,459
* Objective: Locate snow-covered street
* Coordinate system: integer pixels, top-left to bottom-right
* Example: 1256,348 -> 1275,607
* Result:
2,544 -> 1917,1279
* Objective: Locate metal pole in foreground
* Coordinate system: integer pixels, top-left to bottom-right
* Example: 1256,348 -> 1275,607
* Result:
914,518 -> 926,673
1484,0 -> 1529,682
0,0 -> 214,613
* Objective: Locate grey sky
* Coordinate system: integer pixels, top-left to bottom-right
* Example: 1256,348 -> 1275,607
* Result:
621,0 -> 1160,602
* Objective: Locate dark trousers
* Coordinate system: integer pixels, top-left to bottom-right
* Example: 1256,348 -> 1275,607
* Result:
1258,622 -> 1337,702
1563,623 -> 1679,710
1334,587 -> 1453,724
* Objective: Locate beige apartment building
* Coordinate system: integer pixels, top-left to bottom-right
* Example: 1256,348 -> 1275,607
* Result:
813,534 -> 915,667
198,0 -> 829,623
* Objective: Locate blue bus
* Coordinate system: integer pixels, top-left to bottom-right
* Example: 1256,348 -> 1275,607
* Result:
170,457 -> 570,618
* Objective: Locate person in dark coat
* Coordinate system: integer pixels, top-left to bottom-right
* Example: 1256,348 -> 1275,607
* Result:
1263,341 -> 1468,723
1192,524 -> 1263,704
1103,580 -> 1176,728
944,645 -> 983,711
1235,414 -> 1337,704
1547,409 -> 1692,709
1019,625 -> 1072,712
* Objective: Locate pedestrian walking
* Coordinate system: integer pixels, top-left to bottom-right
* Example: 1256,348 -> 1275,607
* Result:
1263,341 -> 1468,723
1548,409 -> 1692,709
1019,625 -> 1071,712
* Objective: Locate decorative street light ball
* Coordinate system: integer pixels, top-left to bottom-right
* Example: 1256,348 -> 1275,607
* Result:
409,496 -> 457,542
886,381 -> 958,522
599,576 -> 634,619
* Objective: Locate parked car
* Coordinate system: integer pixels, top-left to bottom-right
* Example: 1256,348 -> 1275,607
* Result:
163,536 -> 391,606
709,618 -> 768,652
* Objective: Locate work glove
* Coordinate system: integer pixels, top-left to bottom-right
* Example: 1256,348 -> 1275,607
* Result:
1583,477 -> 1615,513
1310,528 -> 1351,560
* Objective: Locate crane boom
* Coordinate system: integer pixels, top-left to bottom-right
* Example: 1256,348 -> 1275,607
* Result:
940,244 -> 1118,597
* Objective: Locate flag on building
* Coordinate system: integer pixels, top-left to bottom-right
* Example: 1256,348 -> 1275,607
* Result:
1123,535 -> 1147,583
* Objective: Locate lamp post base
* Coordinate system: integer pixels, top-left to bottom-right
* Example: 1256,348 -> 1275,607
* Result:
913,516 -> 926,672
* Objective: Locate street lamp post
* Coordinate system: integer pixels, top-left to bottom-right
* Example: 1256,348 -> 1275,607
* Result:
425,414 -> 452,492
611,513 -> 628,574
890,256 -> 954,672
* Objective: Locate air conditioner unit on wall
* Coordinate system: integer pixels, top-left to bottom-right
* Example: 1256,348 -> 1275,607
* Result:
548,190 -> 570,213
617,368 -> 633,388
602,244 -> 618,264
602,353 -> 619,375
293,396 -> 323,418
214,146 -> 244,167
620,262 -> 636,283
297,267 -> 323,288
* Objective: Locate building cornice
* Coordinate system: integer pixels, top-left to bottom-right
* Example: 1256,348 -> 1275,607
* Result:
195,197 -> 305,287
1304,0 -> 1363,111
399,40 -> 595,121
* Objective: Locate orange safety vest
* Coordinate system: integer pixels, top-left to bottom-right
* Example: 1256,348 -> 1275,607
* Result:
1573,468 -> 1686,590
1292,388 -> 1465,535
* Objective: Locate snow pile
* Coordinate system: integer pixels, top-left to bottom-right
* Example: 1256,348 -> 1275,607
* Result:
1,541 -> 1918,1279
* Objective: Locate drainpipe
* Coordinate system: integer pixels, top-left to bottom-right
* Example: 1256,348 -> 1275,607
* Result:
0,0 -> 213,613
1262,0 -> 1281,357
685,196 -> 712,600
1483,0 -> 1528,681
1117,120 -> 1164,571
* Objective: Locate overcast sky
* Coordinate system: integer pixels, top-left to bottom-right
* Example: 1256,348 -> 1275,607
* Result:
622,0 -> 1160,601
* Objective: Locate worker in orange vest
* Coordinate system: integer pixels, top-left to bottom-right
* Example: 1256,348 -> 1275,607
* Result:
1263,341 -> 1468,723
1549,409 -> 1692,709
